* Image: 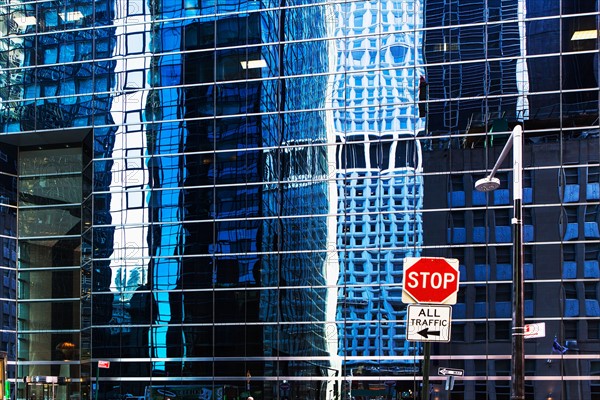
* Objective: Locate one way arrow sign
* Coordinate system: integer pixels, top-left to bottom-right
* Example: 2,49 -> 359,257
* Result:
406,304 -> 452,342
438,367 -> 464,377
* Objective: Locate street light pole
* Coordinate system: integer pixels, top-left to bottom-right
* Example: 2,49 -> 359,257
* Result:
474,125 -> 524,400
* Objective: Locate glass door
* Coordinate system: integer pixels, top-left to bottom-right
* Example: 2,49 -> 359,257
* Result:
26,381 -> 57,400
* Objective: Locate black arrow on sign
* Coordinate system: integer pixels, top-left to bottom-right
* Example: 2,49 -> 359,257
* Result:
418,328 -> 441,338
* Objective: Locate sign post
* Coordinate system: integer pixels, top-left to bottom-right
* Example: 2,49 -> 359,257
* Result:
402,257 -> 460,400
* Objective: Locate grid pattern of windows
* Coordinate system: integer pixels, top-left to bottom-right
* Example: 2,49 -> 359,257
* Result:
0,0 -> 598,399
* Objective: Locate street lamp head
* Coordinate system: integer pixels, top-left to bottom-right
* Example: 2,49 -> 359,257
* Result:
474,176 -> 501,192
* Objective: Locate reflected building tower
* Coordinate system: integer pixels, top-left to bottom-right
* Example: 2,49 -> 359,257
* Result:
331,0 -> 425,385
146,0 -> 333,397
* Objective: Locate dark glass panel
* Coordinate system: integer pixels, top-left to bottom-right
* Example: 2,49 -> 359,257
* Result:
17,331 -> 79,363
19,269 -> 80,299
0,143 -> 18,206
17,300 -> 79,331
19,174 -> 82,205
19,239 -> 81,268
18,206 -> 81,237
19,147 -> 82,176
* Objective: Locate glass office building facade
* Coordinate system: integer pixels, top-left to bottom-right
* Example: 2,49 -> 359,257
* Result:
0,0 -> 598,399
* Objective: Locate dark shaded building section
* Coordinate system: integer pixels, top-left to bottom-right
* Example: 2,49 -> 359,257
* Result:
179,14 -> 263,378
422,127 -> 600,399
258,4 -> 332,398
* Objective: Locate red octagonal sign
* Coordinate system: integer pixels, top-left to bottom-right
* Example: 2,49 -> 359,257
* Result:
402,257 -> 460,304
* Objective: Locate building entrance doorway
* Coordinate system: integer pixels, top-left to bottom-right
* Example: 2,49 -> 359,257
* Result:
25,378 -> 59,400
24,376 -> 83,400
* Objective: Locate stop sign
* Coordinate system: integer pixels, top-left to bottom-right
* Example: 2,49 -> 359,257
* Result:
402,257 -> 460,304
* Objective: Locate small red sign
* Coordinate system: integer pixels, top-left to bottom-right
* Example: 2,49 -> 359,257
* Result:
98,360 -> 111,369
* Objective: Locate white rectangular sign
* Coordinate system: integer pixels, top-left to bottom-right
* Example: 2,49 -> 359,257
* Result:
406,304 -> 452,342
438,367 -> 464,377
524,322 -> 546,339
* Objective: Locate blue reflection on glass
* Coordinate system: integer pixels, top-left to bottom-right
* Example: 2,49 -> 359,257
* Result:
331,0 -> 425,373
